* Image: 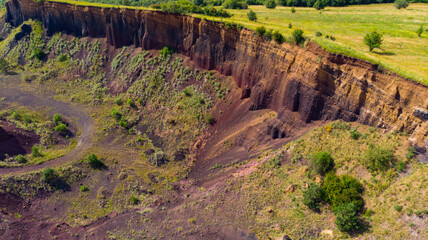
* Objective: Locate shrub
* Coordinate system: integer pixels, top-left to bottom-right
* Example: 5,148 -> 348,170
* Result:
54,123 -> 67,133
263,29 -> 273,41
80,185 -> 89,192
322,173 -> 364,211
111,108 -> 121,120
311,151 -> 334,176
247,10 -> 257,21
114,98 -> 123,106
130,196 -> 140,205
15,154 -> 27,164
273,31 -> 285,44
334,202 -> 360,232
416,25 -> 423,37
205,114 -> 215,125
0,58 -> 9,74
255,26 -> 266,37
159,46 -> 175,58
43,167 -> 57,183
363,144 -> 395,172
292,29 -> 305,45
127,99 -> 134,107
394,205 -> 403,212
11,111 -> 20,120
31,145 -> 42,157
350,128 -> 362,140
303,183 -> 323,210
119,117 -> 129,128
315,31 -> 322,37
265,0 -> 276,9
57,54 -> 67,62
394,0 -> 409,9
32,48 -> 45,60
87,153 -> 104,169
313,0 -> 326,10
291,7 -> 296,13
364,31 -> 383,52
53,114 -> 63,125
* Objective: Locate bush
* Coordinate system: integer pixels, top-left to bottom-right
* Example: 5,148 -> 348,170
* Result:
15,154 -> 27,164
159,46 -> 175,58
363,31 -> 383,52
265,0 -> 276,8
394,0 -> 409,9
315,31 -> 322,37
54,123 -> 67,133
303,183 -> 323,210
43,167 -> 57,183
416,25 -> 423,37
127,99 -> 134,107
87,153 -> 104,169
114,98 -> 123,106
273,31 -> 285,44
53,114 -> 63,125
334,202 -> 360,232
11,111 -> 20,120
247,10 -> 257,21
291,7 -> 296,13
350,128 -> 362,140
32,48 -> 45,60
311,151 -> 334,176
80,185 -> 89,192
313,0 -> 326,10
322,173 -> 364,211
394,205 -> 403,212
205,114 -> 215,125
292,29 -> 305,45
57,54 -> 67,62
31,145 -> 42,157
111,108 -> 121,120
363,144 -> 395,172
255,26 -> 266,37
130,196 -> 140,205
0,58 -> 9,74
119,117 -> 129,128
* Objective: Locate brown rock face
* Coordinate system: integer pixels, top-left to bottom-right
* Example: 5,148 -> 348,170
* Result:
5,0 -> 428,151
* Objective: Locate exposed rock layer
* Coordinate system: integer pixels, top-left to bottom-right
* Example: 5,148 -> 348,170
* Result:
5,0 -> 428,150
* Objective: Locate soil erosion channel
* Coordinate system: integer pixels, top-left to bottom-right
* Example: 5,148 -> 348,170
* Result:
0,75 -> 94,175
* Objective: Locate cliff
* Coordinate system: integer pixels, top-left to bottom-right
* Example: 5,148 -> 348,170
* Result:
5,0 -> 428,151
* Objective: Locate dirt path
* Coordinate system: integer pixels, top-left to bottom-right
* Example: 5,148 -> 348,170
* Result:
0,75 -> 94,175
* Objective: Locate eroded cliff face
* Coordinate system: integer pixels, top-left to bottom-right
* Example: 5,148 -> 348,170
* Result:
5,0 -> 428,150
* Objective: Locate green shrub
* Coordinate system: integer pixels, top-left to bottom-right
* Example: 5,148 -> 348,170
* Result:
292,29 -> 305,45
311,151 -> 334,176
114,98 -> 123,106
364,31 -> 383,52
32,48 -> 45,60
111,108 -> 121,120
31,145 -> 42,157
313,0 -> 326,10
11,111 -> 20,120
87,153 -> 104,169
127,99 -> 134,107
303,183 -> 323,210
363,144 -> 395,172
15,154 -> 27,164
263,29 -> 273,41
394,205 -> 403,212
119,117 -> 129,128
57,54 -> 67,62
265,0 -> 276,9
150,4 -> 161,9
0,58 -> 9,74
43,167 -> 57,183
416,24 -> 423,37
273,31 -> 285,44
322,173 -> 364,211
80,185 -> 89,192
159,46 -> 175,58
315,31 -> 322,37
247,10 -> 257,22
334,202 -> 360,232
394,0 -> 409,9
205,114 -> 215,125
291,7 -> 296,13
350,128 -> 362,140
54,123 -> 67,133
53,114 -> 63,125
255,26 -> 266,37
130,196 -> 140,205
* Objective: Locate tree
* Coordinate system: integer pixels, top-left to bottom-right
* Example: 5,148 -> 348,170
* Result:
303,183 -> 323,210
416,25 -> 423,37
394,0 -> 409,9
292,29 -> 305,45
273,31 -> 285,44
311,151 -> 334,175
0,58 -> 9,74
247,10 -> 257,21
363,31 -> 383,52
265,0 -> 276,9
54,123 -> 67,133
334,202 -> 360,232
313,0 -> 326,10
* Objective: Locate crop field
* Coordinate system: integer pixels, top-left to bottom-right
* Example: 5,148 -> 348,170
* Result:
194,4 -> 428,85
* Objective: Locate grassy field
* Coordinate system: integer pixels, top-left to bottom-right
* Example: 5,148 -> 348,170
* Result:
194,4 -> 428,85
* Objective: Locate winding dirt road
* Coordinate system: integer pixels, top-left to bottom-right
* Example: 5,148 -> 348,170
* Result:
0,75 -> 94,175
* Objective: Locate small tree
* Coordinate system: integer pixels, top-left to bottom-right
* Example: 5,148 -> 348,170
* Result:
53,114 -> 63,125
416,25 -> 423,37
43,167 -> 58,183
0,58 -> 9,74
247,10 -> 257,22
313,0 -> 326,10
265,0 -> 276,9
334,202 -> 360,232
303,183 -> 323,210
15,154 -> 27,164
255,26 -> 266,37
394,0 -> 409,9
291,7 -> 296,13
292,29 -> 305,45
311,151 -> 334,175
54,123 -> 67,133
273,31 -> 285,44
363,31 -> 383,52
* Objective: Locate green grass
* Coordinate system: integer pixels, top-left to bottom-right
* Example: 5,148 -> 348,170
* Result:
193,4 -> 428,85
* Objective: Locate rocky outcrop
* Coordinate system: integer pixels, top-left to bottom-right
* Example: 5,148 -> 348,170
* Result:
5,0 -> 428,150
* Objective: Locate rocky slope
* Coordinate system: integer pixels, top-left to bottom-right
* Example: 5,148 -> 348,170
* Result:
5,0 -> 428,151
